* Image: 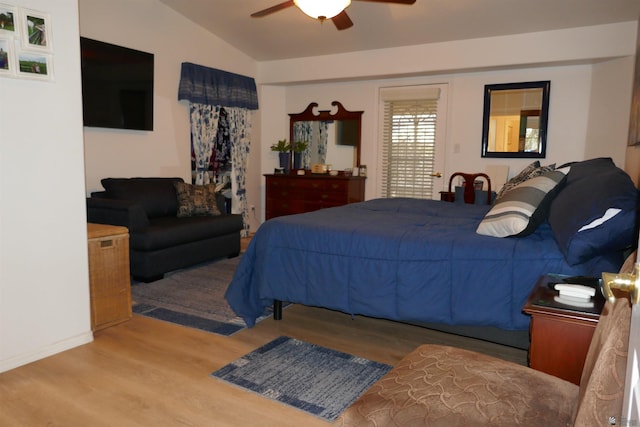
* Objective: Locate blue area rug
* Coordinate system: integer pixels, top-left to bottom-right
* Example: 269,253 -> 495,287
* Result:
131,257 -> 276,336
211,336 -> 392,421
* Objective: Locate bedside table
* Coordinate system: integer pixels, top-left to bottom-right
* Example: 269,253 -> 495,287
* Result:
439,191 -> 455,202
522,275 -> 605,385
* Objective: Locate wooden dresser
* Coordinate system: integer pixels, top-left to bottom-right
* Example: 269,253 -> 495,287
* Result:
265,173 -> 366,220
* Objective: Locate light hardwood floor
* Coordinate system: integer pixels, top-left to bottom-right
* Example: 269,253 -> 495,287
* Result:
0,304 -> 527,427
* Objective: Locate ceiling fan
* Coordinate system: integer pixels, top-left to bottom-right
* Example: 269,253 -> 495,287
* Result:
251,0 -> 417,31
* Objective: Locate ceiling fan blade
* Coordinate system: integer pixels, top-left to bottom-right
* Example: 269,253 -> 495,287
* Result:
332,10 -> 354,30
251,1 -> 295,18
355,0 -> 416,4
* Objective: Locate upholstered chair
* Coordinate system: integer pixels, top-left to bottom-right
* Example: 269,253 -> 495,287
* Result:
336,259 -> 634,426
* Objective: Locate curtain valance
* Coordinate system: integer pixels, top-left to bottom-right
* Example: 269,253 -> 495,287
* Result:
178,62 -> 259,110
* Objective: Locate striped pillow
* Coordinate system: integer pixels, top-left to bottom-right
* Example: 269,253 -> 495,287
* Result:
476,169 -> 567,238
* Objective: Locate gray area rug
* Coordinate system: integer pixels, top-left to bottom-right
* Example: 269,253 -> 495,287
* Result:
211,336 -> 392,421
131,256 -> 272,336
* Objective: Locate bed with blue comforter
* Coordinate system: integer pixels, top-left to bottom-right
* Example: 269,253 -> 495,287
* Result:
226,199 -> 619,334
226,159 -> 637,348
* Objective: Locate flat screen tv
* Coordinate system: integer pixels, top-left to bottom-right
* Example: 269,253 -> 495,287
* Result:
80,37 -> 154,131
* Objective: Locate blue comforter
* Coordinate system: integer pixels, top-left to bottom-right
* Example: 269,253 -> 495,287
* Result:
226,198 -> 621,331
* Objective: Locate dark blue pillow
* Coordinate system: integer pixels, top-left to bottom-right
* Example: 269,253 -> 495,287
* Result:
453,186 -> 496,205
548,158 -> 638,265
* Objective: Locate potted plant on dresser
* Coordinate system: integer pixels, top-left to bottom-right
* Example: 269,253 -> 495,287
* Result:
292,140 -> 308,170
271,139 -> 292,173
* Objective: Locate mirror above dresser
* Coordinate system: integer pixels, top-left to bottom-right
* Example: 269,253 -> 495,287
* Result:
264,101 -> 366,220
289,101 -> 363,170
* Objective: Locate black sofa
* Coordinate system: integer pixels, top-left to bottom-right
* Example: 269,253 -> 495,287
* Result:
86,177 -> 243,282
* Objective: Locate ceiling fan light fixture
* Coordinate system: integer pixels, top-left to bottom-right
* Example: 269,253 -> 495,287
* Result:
293,0 -> 351,20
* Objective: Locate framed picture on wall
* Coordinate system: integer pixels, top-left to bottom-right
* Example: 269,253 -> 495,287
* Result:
0,37 -> 15,76
20,8 -> 51,52
0,6 -> 53,81
17,50 -> 52,80
0,4 -> 17,35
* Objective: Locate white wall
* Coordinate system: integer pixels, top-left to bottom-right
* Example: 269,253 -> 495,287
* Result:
257,85 -> 287,225
258,22 -> 637,85
1,0 -> 91,372
256,21 -> 637,212
625,18 -> 640,187
585,56 -> 635,163
79,0 -> 262,232
266,64 -> 623,202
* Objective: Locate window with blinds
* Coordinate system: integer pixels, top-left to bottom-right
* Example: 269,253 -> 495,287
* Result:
381,86 -> 442,199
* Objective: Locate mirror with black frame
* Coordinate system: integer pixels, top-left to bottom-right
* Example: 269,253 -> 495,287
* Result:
481,81 -> 550,158
289,101 -> 363,171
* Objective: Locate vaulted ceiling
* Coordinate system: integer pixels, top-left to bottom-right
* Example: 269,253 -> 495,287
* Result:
159,0 -> 640,61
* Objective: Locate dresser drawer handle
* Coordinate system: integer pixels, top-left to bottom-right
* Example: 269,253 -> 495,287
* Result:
101,240 -> 113,248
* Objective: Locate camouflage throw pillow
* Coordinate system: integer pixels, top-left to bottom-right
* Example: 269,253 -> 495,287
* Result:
173,182 -> 221,218
495,161 -> 555,201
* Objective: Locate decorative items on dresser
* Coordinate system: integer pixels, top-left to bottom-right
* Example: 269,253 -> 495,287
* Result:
265,172 -> 366,220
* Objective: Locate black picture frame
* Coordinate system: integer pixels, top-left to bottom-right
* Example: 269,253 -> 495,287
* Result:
481,80 -> 551,158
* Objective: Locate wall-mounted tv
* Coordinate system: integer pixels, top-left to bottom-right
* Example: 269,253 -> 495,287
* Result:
80,37 -> 154,131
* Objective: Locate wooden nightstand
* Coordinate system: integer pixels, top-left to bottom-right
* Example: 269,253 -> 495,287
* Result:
522,275 -> 605,385
87,223 -> 132,331
439,191 -> 455,202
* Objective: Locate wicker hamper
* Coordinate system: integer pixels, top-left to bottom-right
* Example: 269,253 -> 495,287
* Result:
87,223 -> 132,331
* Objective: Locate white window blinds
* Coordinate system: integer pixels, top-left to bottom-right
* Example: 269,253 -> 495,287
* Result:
380,86 -> 441,199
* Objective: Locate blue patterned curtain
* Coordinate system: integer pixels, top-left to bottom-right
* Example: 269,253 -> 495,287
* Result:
227,108 -> 252,237
293,122 -> 312,168
190,104 -> 220,185
213,108 -> 231,172
178,63 -> 258,235
178,63 -> 259,109
318,121 -> 329,166
294,121 -> 329,168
